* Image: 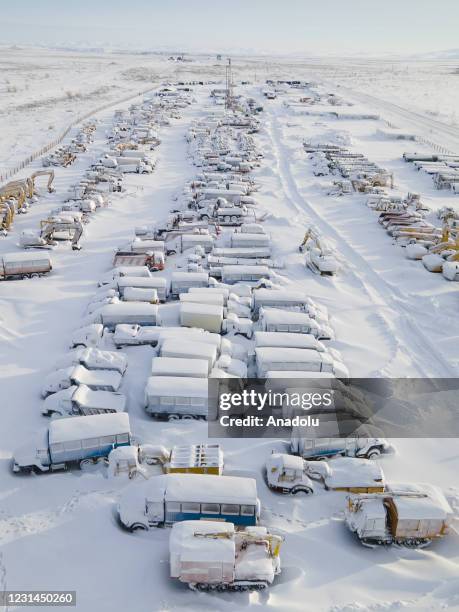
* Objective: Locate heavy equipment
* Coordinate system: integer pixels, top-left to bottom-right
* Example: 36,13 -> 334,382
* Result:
299,227 -> 338,275
20,216 -> 84,250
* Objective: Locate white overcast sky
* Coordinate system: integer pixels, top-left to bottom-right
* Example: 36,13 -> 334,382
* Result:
2,0 -> 458,55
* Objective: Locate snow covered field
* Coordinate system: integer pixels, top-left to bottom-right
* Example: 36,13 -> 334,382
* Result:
0,50 -> 458,611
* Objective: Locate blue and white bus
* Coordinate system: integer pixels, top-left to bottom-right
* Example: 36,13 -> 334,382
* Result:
118,473 -> 260,530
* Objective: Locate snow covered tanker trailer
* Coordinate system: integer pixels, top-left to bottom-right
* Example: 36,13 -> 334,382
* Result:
345,484 -> 454,547
12,413 -> 131,473
117,473 -> 260,530
169,521 -> 283,592
0,251 -> 52,280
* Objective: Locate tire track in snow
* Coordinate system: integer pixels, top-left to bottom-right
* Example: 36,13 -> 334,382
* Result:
265,105 -> 457,378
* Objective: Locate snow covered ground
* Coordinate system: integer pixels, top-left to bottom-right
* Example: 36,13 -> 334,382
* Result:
0,51 -> 458,611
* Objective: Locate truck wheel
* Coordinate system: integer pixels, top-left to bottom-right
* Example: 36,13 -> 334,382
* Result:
292,487 -> 313,495
201,214 -> 209,221
366,448 -> 381,459
181,414 -> 194,420
231,216 -> 238,223
168,414 -> 179,421
79,458 -> 94,470
130,522 -> 148,532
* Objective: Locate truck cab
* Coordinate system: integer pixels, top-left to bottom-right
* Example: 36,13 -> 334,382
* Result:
266,453 -> 314,495
291,437 -> 395,460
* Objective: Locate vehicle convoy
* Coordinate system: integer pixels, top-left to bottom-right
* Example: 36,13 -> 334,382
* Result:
345,483 -> 454,547
291,436 -> 395,460
12,413 -> 131,473
0,251 -> 52,280
117,473 -> 260,530
170,520 -> 283,591
41,384 -> 126,417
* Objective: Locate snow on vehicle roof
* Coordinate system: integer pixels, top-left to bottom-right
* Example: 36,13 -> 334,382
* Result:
145,376 -> 208,397
169,444 -> 223,469
222,265 -> 270,275
180,302 -> 223,317
71,364 -> 122,387
255,332 -> 324,350
72,385 -> 126,411
261,309 -> 318,325
170,520 -> 235,567
100,302 -> 159,315
2,251 -> 51,263
355,498 -> 387,520
113,266 -> 151,277
171,271 -> 209,282
254,289 -> 309,303
325,457 -> 384,488
117,276 -> 167,288
180,293 -> 224,306
231,233 -> 270,243
256,347 -> 333,365
189,286 -> 230,298
49,412 -> 130,444
213,247 -> 271,257
387,483 -> 453,519
151,357 -> 208,378
269,453 -> 304,471
161,338 -> 217,360
241,223 -> 265,234
182,234 -> 214,243
130,239 -> 165,251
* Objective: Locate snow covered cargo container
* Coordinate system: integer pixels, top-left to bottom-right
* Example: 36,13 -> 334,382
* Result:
151,357 -> 208,378
180,302 -> 224,334
122,286 -> 159,303
170,521 -> 282,591
12,413 -> 131,473
41,384 -> 126,417
170,271 -> 209,296
1,251 -> 52,280
320,457 -> 385,493
230,233 -> 271,248
179,292 -> 225,307
160,338 -> 217,371
188,286 -> 230,303
213,247 -> 271,259
221,265 -> 270,284
240,223 -> 266,234
254,331 -> 327,352
181,234 -> 214,253
129,239 -> 165,254
117,276 -> 168,301
166,444 -> 223,475
145,376 -> 209,419
259,308 -> 334,340
255,347 -> 349,379
117,473 -> 259,529
93,303 -> 160,329
345,483 -> 453,546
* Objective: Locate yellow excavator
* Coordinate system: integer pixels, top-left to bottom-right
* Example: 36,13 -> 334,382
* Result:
0,199 -> 15,232
31,170 -> 55,194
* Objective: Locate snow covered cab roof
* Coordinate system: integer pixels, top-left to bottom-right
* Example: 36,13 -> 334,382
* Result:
151,357 -> 209,378
325,457 -> 384,489
49,412 -> 130,444
71,385 -> 126,412
145,376 -> 209,398
71,364 -> 122,388
269,453 -> 304,471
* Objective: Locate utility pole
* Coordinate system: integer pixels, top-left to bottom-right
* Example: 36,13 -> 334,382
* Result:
225,58 -> 233,111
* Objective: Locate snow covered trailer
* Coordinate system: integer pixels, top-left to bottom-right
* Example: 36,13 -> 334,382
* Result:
12,413 -> 131,473
221,265 -> 270,285
122,287 -> 159,303
180,302 -> 224,334
42,365 -> 123,397
93,303 -> 161,330
170,271 -> 209,296
144,376 -> 210,420
230,233 -> 271,249
117,473 -> 260,529
117,276 -> 168,302
166,444 -> 223,475
179,292 -> 225,307
151,357 -> 209,379
160,338 -> 217,371
180,234 -> 214,253
254,331 -> 327,352
0,251 -> 52,280
213,247 -> 271,259
259,309 -> 334,340
253,289 -> 328,318
255,347 -> 349,379
170,521 -> 282,591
